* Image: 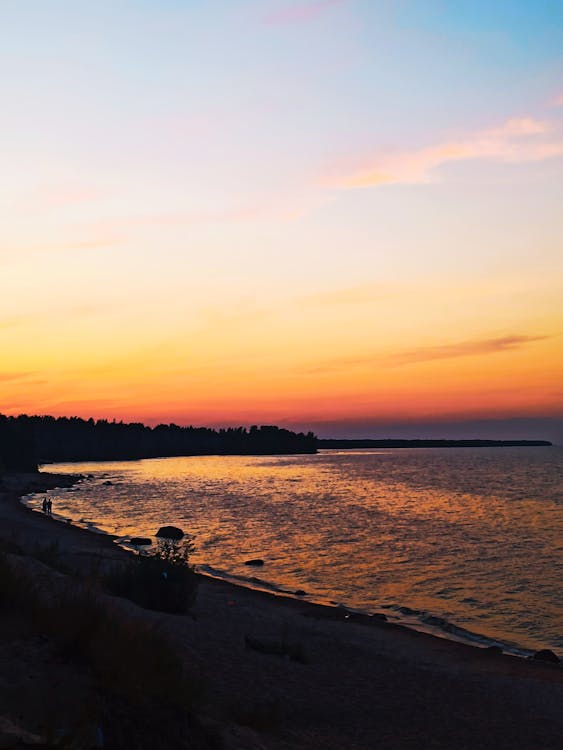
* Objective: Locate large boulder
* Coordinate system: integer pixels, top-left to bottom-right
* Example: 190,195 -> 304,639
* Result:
244,558 -> 264,566
155,526 -> 184,540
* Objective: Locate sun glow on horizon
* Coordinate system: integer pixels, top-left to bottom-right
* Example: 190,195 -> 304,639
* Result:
1,1 -> 562,437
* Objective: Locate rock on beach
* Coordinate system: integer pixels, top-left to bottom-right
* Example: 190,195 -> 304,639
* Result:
155,526 -> 184,540
129,537 -> 152,546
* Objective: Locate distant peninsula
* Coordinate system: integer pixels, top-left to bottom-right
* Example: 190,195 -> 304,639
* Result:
319,439 -> 552,449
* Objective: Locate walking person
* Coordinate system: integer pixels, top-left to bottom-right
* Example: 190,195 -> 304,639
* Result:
42,497 -> 47,513
47,498 -> 52,515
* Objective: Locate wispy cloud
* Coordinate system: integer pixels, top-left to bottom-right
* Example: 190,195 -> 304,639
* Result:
0,371 -> 38,383
550,92 -> 563,107
326,118 -> 563,188
306,334 -> 549,373
264,0 -> 347,24
386,334 -> 549,366
143,206 -> 266,226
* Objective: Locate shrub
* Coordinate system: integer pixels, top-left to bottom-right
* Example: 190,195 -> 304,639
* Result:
104,538 -> 198,614
0,553 -> 215,749
0,552 -> 196,707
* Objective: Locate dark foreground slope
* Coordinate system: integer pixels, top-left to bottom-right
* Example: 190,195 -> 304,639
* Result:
1,471 -> 562,750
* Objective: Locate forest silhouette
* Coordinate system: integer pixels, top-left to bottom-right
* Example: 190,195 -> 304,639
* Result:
0,414 -> 317,471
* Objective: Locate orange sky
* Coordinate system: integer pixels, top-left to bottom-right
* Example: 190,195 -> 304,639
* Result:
1,1 -> 563,438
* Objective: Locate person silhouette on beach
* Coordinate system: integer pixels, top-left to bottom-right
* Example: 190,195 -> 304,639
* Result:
42,497 -> 48,513
47,498 -> 52,515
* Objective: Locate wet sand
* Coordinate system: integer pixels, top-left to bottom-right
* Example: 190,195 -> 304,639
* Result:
1,471 -> 562,749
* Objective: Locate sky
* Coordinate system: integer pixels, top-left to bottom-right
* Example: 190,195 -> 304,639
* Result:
1,0 -> 563,441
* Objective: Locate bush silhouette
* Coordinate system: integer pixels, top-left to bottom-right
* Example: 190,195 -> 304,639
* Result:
105,538 -> 197,614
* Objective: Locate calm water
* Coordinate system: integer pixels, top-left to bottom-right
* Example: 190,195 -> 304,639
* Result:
32,448 -> 562,654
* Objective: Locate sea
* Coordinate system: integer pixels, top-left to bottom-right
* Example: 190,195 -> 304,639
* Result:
26,447 -> 562,656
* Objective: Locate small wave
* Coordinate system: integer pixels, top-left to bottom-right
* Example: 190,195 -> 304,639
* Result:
80,521 -> 111,536
200,535 -> 226,549
196,567 -> 527,655
394,605 -> 420,616
384,603 -> 529,656
197,564 -> 298,596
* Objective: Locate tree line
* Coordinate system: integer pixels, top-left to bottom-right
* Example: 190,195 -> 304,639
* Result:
0,413 -> 317,471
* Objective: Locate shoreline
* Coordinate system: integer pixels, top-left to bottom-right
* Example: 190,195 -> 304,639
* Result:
2,470 -> 563,749
6,469 -> 561,666
22,466 -> 557,660
18,475 -> 516,656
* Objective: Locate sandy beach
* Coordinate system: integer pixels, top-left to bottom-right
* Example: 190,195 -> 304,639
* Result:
1,470 -> 562,750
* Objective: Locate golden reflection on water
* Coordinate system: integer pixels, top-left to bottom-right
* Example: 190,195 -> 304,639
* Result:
43,448 -> 563,653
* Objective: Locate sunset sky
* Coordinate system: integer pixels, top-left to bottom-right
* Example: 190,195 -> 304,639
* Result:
1,1 -> 563,440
